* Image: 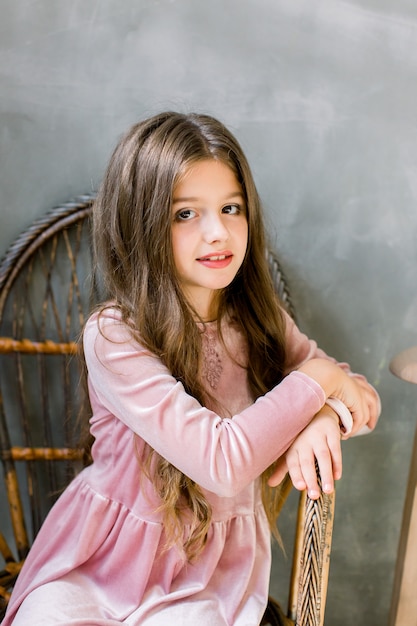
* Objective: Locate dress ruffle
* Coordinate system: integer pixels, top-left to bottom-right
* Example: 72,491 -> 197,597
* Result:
6,474 -> 271,625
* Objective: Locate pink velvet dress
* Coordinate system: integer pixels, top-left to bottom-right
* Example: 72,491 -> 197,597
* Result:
4,308 -> 362,625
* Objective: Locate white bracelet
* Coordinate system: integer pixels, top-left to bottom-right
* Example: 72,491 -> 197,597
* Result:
325,396 -> 353,435
325,396 -> 372,437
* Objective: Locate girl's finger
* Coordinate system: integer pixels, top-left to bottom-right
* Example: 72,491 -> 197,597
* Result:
314,445 -> 335,495
267,457 -> 288,487
285,450 -> 307,492
289,450 -> 321,498
328,433 -> 343,481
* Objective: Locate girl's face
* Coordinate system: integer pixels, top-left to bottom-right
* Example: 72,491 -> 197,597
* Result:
171,159 -> 248,320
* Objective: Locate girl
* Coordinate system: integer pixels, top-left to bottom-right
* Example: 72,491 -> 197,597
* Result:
4,111 -> 380,625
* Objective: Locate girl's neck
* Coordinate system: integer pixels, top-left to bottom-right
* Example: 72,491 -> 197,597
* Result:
189,291 -> 221,325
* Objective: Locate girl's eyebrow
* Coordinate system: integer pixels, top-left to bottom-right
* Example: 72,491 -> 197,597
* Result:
172,191 -> 244,205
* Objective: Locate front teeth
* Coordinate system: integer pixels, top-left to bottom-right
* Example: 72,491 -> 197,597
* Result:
207,255 -> 226,261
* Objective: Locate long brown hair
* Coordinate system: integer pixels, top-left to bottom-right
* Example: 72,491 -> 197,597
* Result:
91,111 -> 287,559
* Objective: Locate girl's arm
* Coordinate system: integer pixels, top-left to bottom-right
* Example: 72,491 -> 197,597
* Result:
84,311 -> 366,497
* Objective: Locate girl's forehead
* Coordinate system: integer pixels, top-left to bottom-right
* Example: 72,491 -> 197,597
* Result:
175,159 -> 240,190
173,161 -> 243,204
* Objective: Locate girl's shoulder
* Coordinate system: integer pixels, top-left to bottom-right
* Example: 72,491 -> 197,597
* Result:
85,304 -> 124,333
84,304 -> 147,354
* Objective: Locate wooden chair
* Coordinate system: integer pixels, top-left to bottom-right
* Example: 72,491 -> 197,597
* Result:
0,197 -> 334,624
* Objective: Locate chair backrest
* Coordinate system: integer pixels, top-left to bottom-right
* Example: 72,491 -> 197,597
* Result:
0,197 -> 99,617
0,197 -> 334,625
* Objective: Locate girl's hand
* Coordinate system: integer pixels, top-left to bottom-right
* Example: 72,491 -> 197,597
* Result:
268,406 -> 342,499
350,375 -> 380,434
298,358 -> 372,436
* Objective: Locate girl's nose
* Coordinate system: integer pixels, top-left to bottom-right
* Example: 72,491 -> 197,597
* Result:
202,213 -> 229,243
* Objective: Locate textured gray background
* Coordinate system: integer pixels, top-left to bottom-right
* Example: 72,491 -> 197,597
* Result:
1,1 -> 417,624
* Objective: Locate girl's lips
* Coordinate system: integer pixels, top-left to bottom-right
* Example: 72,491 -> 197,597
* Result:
197,252 -> 233,269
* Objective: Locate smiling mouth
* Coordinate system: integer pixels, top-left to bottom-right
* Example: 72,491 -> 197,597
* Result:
198,254 -> 230,261
196,253 -> 234,269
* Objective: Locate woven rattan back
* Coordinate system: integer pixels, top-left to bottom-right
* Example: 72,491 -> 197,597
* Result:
0,196 -> 101,616
0,197 -> 333,625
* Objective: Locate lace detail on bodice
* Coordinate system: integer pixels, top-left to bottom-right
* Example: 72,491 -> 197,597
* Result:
201,327 -> 223,390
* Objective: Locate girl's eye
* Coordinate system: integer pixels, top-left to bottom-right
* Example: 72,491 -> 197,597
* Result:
175,209 -> 196,221
222,204 -> 241,215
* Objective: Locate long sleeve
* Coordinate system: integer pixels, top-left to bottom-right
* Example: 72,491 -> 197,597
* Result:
84,310 -> 325,497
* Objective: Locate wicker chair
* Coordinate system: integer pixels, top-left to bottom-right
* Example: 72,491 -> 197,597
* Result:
0,197 -> 334,625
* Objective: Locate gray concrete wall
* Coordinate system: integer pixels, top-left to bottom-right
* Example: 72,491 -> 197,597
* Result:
1,1 -> 417,623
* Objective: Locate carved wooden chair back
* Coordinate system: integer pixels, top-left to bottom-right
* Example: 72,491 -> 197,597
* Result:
0,197 -> 334,625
